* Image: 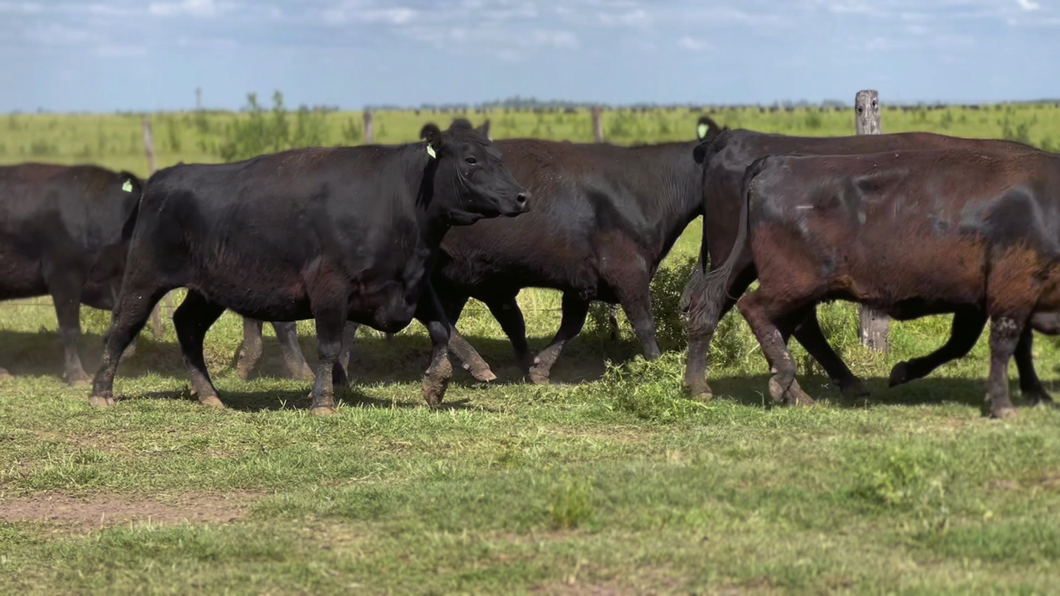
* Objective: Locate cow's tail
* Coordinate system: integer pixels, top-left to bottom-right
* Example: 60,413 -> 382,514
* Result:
694,156 -> 770,333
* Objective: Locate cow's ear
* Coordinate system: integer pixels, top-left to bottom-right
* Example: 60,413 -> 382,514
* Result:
477,120 -> 491,141
419,123 -> 443,158
696,116 -> 721,140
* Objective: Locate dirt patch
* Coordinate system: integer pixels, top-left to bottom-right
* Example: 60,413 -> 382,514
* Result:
0,492 -> 257,529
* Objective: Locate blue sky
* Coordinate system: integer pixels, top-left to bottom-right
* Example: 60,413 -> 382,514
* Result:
0,0 -> 1055,112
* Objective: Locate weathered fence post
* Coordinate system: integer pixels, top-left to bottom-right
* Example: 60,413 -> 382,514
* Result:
591,105 -> 603,143
855,90 -> 889,352
141,116 -> 171,340
363,109 -> 374,144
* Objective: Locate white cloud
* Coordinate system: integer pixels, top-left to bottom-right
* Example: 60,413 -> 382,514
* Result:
676,36 -> 708,51
322,2 -> 417,25
149,0 -> 228,17
1016,0 -> 1041,10
599,8 -> 651,27
97,43 -> 147,58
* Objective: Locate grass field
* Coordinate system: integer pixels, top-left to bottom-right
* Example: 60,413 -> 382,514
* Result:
3,104 -> 1060,593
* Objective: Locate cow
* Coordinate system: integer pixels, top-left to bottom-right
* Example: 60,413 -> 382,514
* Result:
235,117 -> 726,385
702,149 -> 1060,418
0,164 -> 142,384
88,120 -> 529,414
682,129 -> 1044,402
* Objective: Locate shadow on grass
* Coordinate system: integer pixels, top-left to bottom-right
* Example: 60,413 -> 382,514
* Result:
131,385 -> 490,414
709,372 -> 1051,411
0,323 -> 644,387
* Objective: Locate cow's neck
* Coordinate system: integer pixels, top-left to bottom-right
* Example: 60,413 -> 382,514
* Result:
624,140 -> 704,261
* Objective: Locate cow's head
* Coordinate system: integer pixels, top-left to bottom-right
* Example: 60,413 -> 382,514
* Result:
419,119 -> 529,224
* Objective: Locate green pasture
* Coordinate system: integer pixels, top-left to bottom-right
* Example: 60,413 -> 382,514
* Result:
2,103 -> 1060,593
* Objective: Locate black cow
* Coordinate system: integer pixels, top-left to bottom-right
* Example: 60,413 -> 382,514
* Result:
433,116 -> 725,382
705,149 -> 1060,418
0,164 -> 142,384
237,117 -> 725,384
682,129 -> 1042,401
88,120 -> 529,413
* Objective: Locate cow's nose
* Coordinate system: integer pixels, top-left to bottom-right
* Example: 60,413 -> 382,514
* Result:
516,191 -> 530,208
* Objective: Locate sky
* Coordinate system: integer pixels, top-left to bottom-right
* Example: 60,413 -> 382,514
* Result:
0,0 -> 1056,113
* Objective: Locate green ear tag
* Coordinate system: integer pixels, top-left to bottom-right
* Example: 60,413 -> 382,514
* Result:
122,179 -> 133,192
697,123 -> 708,139
426,143 -> 436,159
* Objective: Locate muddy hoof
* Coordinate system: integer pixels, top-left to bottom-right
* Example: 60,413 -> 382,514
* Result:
199,395 -> 225,409
89,395 -> 114,408
294,366 -> 315,383
310,406 -> 339,417
470,367 -> 497,383
528,369 -> 550,385
840,378 -> 870,399
768,377 -> 815,406
64,371 -> 92,387
888,362 -> 910,388
990,405 -> 1018,420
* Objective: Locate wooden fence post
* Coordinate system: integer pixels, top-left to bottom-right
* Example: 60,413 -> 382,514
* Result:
363,110 -> 374,144
855,90 -> 889,352
141,116 -> 169,340
591,105 -> 603,143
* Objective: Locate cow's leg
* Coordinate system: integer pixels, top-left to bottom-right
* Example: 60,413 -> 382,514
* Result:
271,321 -> 315,382
613,280 -> 661,362
307,307 -> 348,417
889,308 -> 987,388
1014,326 -> 1052,406
684,266 -> 756,401
90,283 -> 172,407
985,316 -> 1022,419
438,293 -> 495,382
737,291 -> 814,406
528,294 -> 590,384
606,304 -> 621,343
791,309 -> 868,398
51,287 -> 90,386
338,322 -> 357,379
172,291 -> 227,408
235,318 -> 264,380
484,294 -> 535,372
416,285 -> 454,407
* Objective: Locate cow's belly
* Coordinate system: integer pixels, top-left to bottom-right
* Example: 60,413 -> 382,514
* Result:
347,280 -> 422,332
0,248 -> 46,300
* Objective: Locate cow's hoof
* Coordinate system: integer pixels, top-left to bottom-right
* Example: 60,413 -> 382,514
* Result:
310,406 -> 338,417
990,405 -> 1019,420
528,370 -> 550,385
840,378 -> 870,399
470,367 -> 497,383
1023,388 -> 1054,407
769,377 -> 815,406
199,395 -> 225,409
685,378 -> 713,403
89,395 -> 114,408
888,362 -> 910,388
64,371 -> 92,387
0,368 -> 14,381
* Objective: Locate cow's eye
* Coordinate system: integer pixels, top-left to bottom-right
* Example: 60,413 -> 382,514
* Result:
465,157 -> 477,165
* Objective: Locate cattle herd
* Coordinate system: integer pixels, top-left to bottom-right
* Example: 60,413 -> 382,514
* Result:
2,115 -> 1058,420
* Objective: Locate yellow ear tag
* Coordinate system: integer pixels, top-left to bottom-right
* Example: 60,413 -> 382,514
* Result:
697,123 -> 708,139
122,180 -> 133,192
426,144 -> 436,159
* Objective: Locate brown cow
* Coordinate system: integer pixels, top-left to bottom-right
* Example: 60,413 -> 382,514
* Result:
683,129 -> 1043,402
703,149 -> 1060,418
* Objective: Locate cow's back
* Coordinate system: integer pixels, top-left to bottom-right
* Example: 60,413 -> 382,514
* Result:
134,147 -> 431,325
0,164 -> 139,302
437,138 -> 698,295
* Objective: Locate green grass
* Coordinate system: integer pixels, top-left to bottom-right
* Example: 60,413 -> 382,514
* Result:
3,105 -> 1060,593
